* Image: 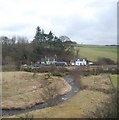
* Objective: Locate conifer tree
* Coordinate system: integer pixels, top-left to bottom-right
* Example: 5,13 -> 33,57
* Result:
34,26 -> 42,43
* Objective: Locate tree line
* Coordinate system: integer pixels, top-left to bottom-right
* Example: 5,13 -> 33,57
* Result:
1,26 -> 77,70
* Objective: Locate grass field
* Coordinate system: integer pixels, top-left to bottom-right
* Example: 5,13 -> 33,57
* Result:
109,74 -> 118,90
2,72 -> 71,109
74,45 -> 117,62
9,74 -> 116,118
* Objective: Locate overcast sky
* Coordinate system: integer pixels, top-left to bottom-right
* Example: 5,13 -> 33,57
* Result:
0,0 -> 118,45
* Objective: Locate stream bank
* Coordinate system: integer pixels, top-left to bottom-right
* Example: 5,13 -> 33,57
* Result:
2,75 -> 80,116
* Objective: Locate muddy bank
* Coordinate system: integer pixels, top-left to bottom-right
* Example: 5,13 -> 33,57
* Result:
2,75 -> 80,116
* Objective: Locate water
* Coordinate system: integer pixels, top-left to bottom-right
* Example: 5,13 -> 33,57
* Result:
2,75 -> 80,116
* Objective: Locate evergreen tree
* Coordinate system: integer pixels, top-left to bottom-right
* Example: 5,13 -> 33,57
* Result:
48,31 -> 54,41
47,31 -> 54,47
41,29 -> 44,34
34,26 -> 42,43
41,29 -> 46,43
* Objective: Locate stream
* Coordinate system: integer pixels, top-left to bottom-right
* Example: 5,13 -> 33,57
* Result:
2,75 -> 80,116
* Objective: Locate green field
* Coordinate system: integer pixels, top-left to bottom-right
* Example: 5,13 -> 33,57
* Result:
110,74 -> 118,90
74,45 -> 117,62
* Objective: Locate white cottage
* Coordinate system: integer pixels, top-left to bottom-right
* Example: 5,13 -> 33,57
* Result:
41,57 -> 56,65
70,58 -> 87,66
46,57 -> 56,65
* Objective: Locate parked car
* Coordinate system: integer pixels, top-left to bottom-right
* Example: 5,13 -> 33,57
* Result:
33,64 -> 40,67
55,62 -> 67,66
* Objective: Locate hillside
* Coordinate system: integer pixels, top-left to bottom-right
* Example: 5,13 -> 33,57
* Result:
2,72 -> 71,109
9,74 -> 116,118
74,45 -> 117,62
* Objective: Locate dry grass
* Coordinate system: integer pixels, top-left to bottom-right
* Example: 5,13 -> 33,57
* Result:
9,74 -> 116,118
79,74 -> 114,94
2,71 -> 71,109
109,74 -> 118,90
13,90 -> 113,118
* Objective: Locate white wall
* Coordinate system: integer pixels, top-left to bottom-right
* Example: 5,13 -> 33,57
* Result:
74,59 -> 86,66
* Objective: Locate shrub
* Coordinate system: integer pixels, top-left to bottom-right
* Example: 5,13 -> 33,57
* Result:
96,57 -> 115,65
2,64 -> 17,71
22,66 -> 69,76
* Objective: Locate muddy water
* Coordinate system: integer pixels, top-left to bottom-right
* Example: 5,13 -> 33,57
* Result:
2,75 -> 80,116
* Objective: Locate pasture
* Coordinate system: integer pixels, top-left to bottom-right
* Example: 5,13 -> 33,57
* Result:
110,74 -> 118,90
74,45 -> 117,62
2,71 -> 71,109
9,74 -> 117,118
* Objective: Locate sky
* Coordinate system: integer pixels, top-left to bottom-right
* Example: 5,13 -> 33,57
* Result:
0,0 -> 118,45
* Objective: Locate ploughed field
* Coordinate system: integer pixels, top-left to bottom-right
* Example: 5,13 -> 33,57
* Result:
2,72 -> 71,109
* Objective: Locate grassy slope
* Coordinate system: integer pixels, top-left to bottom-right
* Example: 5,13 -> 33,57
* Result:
15,90 -> 110,118
74,45 -> 117,62
109,74 -> 118,90
2,72 -> 71,109
10,74 -> 116,118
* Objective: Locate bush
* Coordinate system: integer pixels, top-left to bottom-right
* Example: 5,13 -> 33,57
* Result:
96,57 -> 115,65
2,64 -> 17,71
22,66 -> 69,76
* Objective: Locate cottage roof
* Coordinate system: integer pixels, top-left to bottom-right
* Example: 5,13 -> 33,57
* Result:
41,57 -> 55,61
47,57 -> 55,61
71,58 -> 85,62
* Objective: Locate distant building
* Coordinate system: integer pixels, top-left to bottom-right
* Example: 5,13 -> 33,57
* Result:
88,61 -> 93,65
70,58 -> 87,66
41,57 -> 56,65
46,57 -> 56,65
41,58 -> 46,65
